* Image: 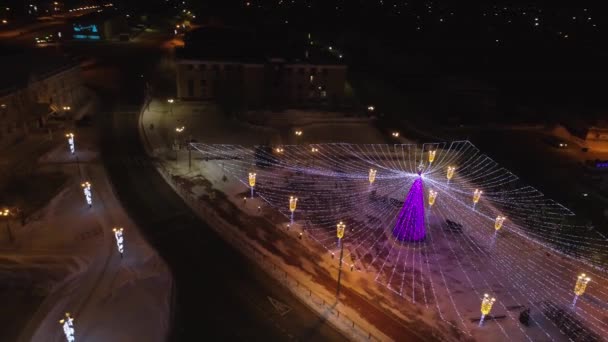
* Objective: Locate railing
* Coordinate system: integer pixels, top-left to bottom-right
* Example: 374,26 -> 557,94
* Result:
156,164 -> 382,341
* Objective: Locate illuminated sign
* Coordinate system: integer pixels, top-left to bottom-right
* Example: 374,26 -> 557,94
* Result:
72,24 -> 101,40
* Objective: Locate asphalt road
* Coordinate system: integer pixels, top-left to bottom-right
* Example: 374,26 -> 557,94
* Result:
93,31 -> 346,341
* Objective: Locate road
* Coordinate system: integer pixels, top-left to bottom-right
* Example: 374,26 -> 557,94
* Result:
91,31 -> 346,340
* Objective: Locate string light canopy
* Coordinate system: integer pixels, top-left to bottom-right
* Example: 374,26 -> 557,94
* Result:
191,141 -> 608,339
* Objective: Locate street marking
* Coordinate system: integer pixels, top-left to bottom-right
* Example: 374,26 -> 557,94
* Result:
268,296 -> 292,316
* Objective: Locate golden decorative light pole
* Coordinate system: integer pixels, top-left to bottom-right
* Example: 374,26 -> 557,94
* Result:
495,216 -> 506,231
479,293 -> 496,326
289,196 -> 298,224
369,169 -> 377,185
572,273 -> 591,307
428,150 -> 436,164
1,208 -> 14,243
428,189 -> 438,207
447,166 -> 455,182
473,189 -> 482,208
336,221 -> 346,297
248,172 -> 256,198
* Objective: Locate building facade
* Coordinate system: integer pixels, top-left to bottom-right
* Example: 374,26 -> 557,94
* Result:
0,61 -> 84,143
176,57 -> 347,107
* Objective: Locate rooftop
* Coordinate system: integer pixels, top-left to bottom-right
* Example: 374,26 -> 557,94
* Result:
177,26 -> 344,65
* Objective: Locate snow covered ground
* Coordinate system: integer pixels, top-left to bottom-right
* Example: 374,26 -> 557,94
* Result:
141,99 -> 608,341
0,111 -> 171,341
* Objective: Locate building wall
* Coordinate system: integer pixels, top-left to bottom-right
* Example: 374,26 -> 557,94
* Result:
0,65 -> 83,142
176,59 -> 347,106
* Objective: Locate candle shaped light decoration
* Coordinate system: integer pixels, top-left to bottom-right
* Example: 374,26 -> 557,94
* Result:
289,196 -> 298,223
495,216 -> 506,230
248,172 -> 256,198
428,150 -> 436,163
572,273 -> 591,307
479,294 -> 496,327
473,189 -> 482,205
369,169 -> 377,185
428,189 -> 438,207
447,166 -> 455,182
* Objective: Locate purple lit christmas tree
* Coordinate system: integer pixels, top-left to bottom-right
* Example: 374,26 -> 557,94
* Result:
392,177 -> 426,242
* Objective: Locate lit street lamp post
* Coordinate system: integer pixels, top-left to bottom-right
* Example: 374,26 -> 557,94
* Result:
175,126 -> 185,160
113,227 -> 124,258
66,132 -> 75,155
81,182 -> 92,207
167,98 -> 174,114
447,166 -> 455,183
310,147 -> 318,167
336,221 -> 346,297
472,189 -> 482,209
1,208 -> 14,243
59,312 -> 75,342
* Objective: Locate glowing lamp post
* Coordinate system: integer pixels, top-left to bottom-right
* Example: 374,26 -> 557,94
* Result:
81,182 -> 92,207
428,150 -> 436,164
311,147 -> 319,166
59,312 -> 75,342
479,294 -> 496,327
392,132 -> 400,138
369,168 -> 377,185
167,98 -> 174,114
113,227 -> 124,258
289,196 -> 298,224
473,189 -> 482,209
428,189 -> 438,207
495,216 -> 506,231
1,208 -> 14,243
66,133 -> 75,155
572,273 -> 591,307
248,172 -> 256,198
447,166 -> 455,182
336,221 -> 346,297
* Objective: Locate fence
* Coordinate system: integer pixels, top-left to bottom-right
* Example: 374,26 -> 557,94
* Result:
157,165 -> 382,341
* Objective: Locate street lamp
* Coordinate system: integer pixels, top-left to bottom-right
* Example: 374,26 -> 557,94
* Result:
294,130 -> 303,137
336,221 -> 346,297
63,106 -> 71,112
479,293 -> 496,326
310,146 -> 319,166
289,196 -> 298,224
167,98 -> 174,114
174,126 -> 185,160
275,147 -> 284,154
447,166 -> 456,182
66,132 -> 75,155
59,312 -> 75,342
367,105 -> 375,112
1,208 -> 14,243
112,227 -> 124,258
248,172 -> 256,198
81,182 -> 92,207
369,169 -> 377,185
391,132 -> 400,138
473,189 -> 482,208
428,189 -> 438,207
572,273 -> 591,307
428,150 -> 436,164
